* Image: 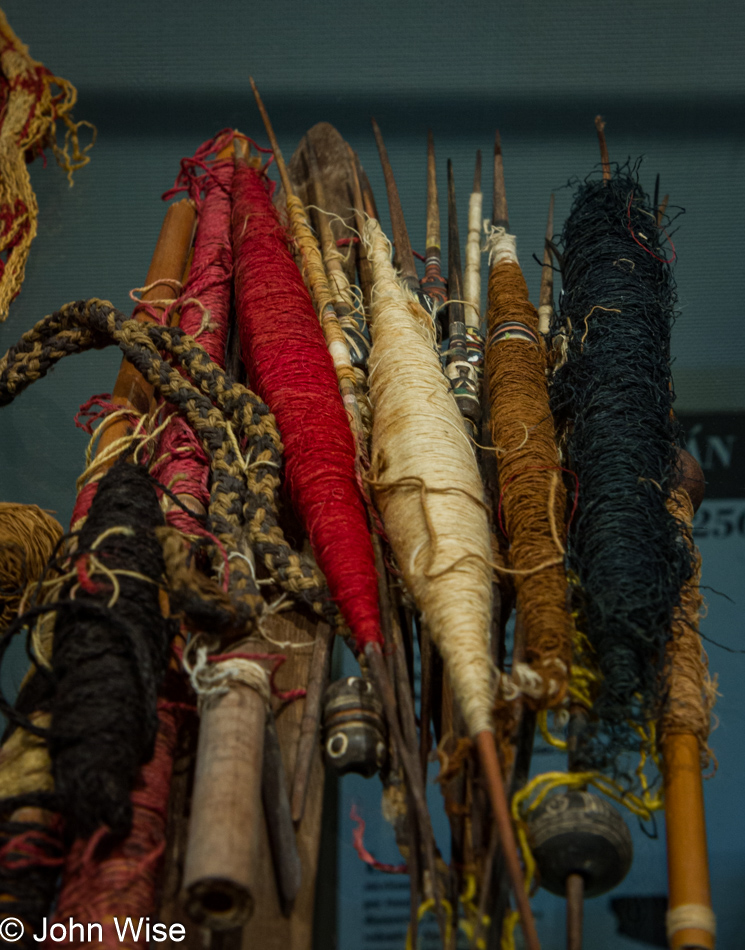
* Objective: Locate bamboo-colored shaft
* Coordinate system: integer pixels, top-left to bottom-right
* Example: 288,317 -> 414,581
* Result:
663,733 -> 715,950
95,199 -> 195,458
183,682 -> 266,929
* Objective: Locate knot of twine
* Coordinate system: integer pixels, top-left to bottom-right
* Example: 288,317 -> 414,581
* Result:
499,660 -> 567,701
184,643 -> 271,712
482,224 -> 517,268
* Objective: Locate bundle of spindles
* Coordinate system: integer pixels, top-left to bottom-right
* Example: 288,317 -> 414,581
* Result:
232,102 -> 379,650
363,209 -> 540,949
0,108 -> 721,950
249,94 -> 447,937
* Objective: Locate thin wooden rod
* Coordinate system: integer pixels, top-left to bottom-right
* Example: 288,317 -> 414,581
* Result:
371,117 -> 418,288
426,129 -> 440,253
95,199 -> 195,461
476,731 -> 541,950
492,130 -> 509,231
250,77 -> 295,200
447,159 -> 464,325
566,873 -> 584,950
473,149 -> 482,194
594,115 -> 611,182
537,194 -> 555,336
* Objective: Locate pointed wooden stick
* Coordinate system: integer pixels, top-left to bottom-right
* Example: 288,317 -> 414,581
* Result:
492,131 -> 509,231
421,130 -> 448,316
595,115 -> 611,182
262,710 -> 302,915
426,129 -> 441,259
476,731 -> 541,950
371,117 -> 419,293
365,641 -> 447,939
447,159 -> 465,325
463,149 -> 482,330
358,156 -> 380,221
290,623 -> 334,823
657,194 -> 670,226
537,194 -> 555,335
249,79 -> 367,458
346,144 -> 375,314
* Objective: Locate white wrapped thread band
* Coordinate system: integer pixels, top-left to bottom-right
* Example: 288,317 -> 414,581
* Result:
666,904 -> 716,940
483,223 -> 518,268
185,644 -> 272,712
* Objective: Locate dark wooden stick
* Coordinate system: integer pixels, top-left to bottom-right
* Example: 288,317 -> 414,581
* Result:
346,143 -> 375,313
365,642 -> 446,938
595,115 -> 611,182
418,619 -> 433,777
566,873 -> 584,950
492,131 -> 509,231
476,730 -> 541,950
426,129 -> 441,261
241,611 -> 328,950
657,193 -> 670,226
537,194 -> 556,335
371,118 -> 419,293
263,710 -> 302,915
291,624 -> 334,823
447,159 -> 465,328
358,156 -> 380,221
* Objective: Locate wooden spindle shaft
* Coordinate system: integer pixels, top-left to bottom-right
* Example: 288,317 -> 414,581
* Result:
95,198 -> 195,460
594,115 -> 611,182
371,117 -> 419,292
566,873 -> 584,950
537,194 -> 555,336
476,730 -> 541,950
663,734 -> 715,950
291,623 -> 334,823
492,131 -> 509,231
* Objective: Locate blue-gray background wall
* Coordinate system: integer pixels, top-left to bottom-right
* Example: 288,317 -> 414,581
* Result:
0,2 -> 742,947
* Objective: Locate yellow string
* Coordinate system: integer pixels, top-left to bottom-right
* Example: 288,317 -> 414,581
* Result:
458,873 -> 491,949
536,709 -> 568,751
404,875 -> 492,949
404,897 -> 453,950
501,910 -> 520,950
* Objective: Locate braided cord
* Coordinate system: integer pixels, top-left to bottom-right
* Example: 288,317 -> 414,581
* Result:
0,299 -> 337,626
